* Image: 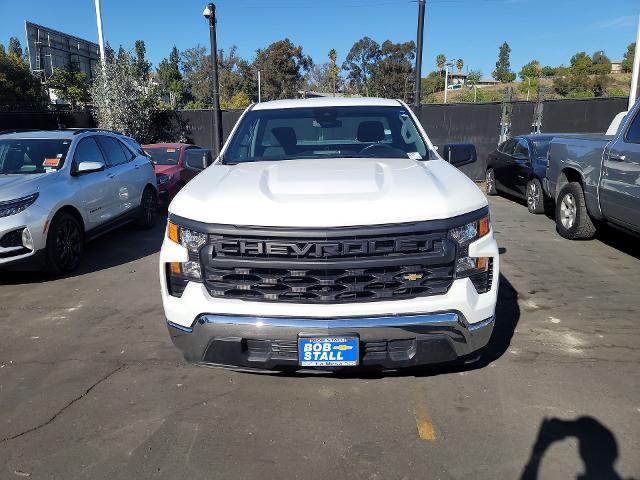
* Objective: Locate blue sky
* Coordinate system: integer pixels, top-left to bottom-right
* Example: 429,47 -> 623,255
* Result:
1,0 -> 637,79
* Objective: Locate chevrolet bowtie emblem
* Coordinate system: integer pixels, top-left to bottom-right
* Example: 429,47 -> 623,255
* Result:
333,345 -> 353,351
403,273 -> 424,281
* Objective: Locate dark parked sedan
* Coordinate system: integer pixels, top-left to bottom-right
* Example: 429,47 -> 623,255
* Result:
485,134 -> 555,214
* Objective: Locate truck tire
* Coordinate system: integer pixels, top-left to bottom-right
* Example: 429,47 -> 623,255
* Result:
486,168 -> 497,195
555,182 -> 596,239
136,187 -> 158,229
45,212 -> 84,274
526,178 -> 545,214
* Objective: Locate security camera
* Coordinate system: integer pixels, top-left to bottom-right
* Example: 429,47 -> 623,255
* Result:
203,3 -> 214,18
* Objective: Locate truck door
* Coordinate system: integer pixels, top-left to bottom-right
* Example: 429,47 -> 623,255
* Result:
601,110 -> 640,231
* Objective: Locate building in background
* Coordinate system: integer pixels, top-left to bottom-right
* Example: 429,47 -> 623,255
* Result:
24,21 -> 100,84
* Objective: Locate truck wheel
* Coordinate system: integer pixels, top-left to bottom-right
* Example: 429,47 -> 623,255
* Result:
136,187 -> 158,229
45,212 -> 84,274
526,179 -> 545,214
555,182 -> 596,239
486,169 -> 497,195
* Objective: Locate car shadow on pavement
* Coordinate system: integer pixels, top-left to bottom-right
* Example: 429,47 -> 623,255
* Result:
595,225 -> 640,261
0,213 -> 167,285
520,416 -> 633,480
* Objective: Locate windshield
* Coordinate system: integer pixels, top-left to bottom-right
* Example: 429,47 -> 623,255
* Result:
532,138 -> 552,158
144,147 -> 181,165
0,138 -> 71,174
223,106 -> 429,164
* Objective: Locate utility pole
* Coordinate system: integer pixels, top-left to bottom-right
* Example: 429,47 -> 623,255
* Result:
629,13 -> 640,110
413,0 -> 425,108
204,3 -> 223,158
94,0 -> 106,68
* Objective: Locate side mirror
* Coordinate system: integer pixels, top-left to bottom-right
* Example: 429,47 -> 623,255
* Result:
75,160 -> 105,175
442,143 -> 477,168
184,153 -> 208,172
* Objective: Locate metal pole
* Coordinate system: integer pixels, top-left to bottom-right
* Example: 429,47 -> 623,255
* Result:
629,14 -> 640,110
94,0 -> 106,68
207,3 -> 223,157
258,70 -> 261,103
413,0 -> 425,108
444,64 -> 449,104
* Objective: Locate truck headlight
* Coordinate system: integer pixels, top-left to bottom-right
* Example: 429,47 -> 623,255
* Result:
448,213 -> 493,292
0,193 -> 39,218
165,221 -> 207,296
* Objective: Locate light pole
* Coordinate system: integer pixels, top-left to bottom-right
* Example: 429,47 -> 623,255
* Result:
94,0 -> 106,69
413,0 -> 426,108
203,3 -> 222,158
443,62 -> 454,103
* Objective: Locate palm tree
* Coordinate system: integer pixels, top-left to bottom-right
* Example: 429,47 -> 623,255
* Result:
456,58 -> 464,72
436,54 -> 446,73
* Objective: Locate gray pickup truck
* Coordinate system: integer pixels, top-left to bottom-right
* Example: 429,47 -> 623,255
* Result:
546,101 -> 640,239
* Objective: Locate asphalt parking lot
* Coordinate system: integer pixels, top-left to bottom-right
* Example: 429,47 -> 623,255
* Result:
0,195 -> 638,480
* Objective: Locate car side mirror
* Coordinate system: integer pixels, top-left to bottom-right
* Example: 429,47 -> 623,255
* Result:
442,143 -> 477,168
184,153 -> 208,172
75,160 -> 105,175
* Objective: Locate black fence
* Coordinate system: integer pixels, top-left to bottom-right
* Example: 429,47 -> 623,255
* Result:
0,97 -> 628,181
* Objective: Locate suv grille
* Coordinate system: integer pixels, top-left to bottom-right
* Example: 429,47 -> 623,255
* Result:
199,226 -> 456,304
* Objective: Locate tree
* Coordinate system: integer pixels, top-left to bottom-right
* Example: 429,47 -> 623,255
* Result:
218,46 -> 254,105
369,40 -> 415,100
305,63 -> 334,93
421,71 -> 445,99
590,51 -> 611,75
8,37 -> 24,60
519,60 -> 542,80
622,43 -> 635,73
492,42 -> 516,83
328,48 -> 339,95
343,37 -> 380,96
466,69 -> 482,87
569,52 -> 592,75
456,58 -> 464,72
48,66 -> 91,110
253,39 -> 312,100
221,90 -> 250,109
133,40 -> 151,80
181,45 -> 212,106
0,42 -> 47,108
436,53 -> 446,73
90,50 -> 160,143
157,46 -> 183,107
541,65 -> 557,77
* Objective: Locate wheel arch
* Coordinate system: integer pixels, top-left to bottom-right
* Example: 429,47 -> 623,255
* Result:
556,168 -> 584,202
49,205 -> 86,236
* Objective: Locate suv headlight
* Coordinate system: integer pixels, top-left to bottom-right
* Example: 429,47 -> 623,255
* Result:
448,213 -> 492,288
0,193 -> 39,218
157,173 -> 173,186
165,221 -> 207,294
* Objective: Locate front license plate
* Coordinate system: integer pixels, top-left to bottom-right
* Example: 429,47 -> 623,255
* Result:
298,336 -> 359,367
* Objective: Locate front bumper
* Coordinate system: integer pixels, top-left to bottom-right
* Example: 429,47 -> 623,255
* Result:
167,312 -> 495,371
0,203 -> 48,269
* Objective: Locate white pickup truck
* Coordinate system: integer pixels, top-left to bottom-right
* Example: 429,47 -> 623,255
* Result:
159,97 -> 499,371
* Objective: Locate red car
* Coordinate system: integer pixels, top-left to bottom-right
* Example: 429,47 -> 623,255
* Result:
142,143 -> 212,206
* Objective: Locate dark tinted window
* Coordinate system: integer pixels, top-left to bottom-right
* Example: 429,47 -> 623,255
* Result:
184,149 -> 209,168
96,136 -> 128,166
513,139 -> 529,158
0,138 -> 71,174
501,139 -> 517,154
626,111 -> 640,143
74,137 -> 106,165
117,140 -> 135,161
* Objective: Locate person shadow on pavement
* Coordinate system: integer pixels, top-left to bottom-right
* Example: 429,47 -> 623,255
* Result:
520,416 -> 635,480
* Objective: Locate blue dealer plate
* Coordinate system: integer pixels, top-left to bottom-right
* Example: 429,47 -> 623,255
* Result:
298,336 -> 359,367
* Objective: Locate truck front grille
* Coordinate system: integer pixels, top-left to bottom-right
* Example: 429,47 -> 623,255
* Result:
199,224 -> 457,304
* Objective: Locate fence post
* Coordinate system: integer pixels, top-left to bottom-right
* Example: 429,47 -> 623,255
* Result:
499,87 -> 513,144
531,86 -> 545,134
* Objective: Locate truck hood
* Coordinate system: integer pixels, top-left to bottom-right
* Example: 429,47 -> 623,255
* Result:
0,173 -> 50,202
169,158 -> 487,227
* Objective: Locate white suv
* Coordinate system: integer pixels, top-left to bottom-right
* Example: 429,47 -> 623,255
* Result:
160,97 -> 499,371
0,129 -> 158,273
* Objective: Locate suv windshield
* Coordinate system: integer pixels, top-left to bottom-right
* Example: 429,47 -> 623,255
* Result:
144,147 -> 181,165
223,106 -> 429,164
0,138 -> 71,174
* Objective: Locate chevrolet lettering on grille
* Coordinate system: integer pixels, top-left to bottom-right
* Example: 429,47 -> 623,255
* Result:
212,237 -> 436,258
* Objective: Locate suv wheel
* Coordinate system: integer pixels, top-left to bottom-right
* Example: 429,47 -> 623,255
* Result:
486,168 -> 497,195
46,212 -> 84,274
136,187 -> 158,229
526,179 -> 545,214
555,182 -> 596,239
